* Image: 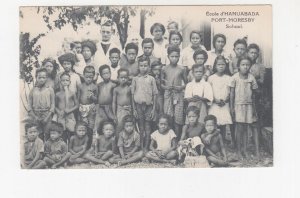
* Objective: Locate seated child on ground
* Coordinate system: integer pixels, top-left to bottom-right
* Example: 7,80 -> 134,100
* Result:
145,114 -> 178,164
109,115 -> 143,166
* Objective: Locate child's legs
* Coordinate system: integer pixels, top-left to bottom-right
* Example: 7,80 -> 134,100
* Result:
165,150 -> 178,160
137,118 -> 145,149
54,152 -> 72,167
230,124 -> 236,147
219,125 -> 227,142
43,157 -> 56,166
122,151 -> 144,165
249,123 -> 260,157
32,160 -> 47,169
144,121 -> 152,151
83,153 -> 106,164
235,123 -> 245,156
101,150 -> 114,161
207,155 -> 228,167
108,155 -> 122,164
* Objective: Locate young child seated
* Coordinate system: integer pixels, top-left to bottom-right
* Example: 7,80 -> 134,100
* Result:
119,42 -> 139,79
108,48 -> 121,83
145,114 -> 178,164
85,121 -> 116,166
43,122 -> 72,168
109,115 -> 144,166
22,123 -> 46,169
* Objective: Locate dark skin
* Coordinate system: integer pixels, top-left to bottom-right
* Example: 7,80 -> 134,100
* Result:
68,125 -> 89,164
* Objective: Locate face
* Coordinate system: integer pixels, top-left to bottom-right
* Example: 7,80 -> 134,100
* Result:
187,111 -> 198,125
60,75 -> 71,87
101,25 -> 113,42
168,51 -> 180,65
139,61 -> 150,75
142,43 -> 154,56
62,61 -> 73,72
44,62 -> 54,74
170,34 -> 182,46
239,59 -> 251,75
216,59 -> 226,74
205,120 -> 216,133
152,26 -> 164,40
158,118 -> 169,133
167,23 -> 178,32
50,131 -> 60,141
103,124 -> 114,138
82,47 -> 92,60
194,54 -> 206,65
26,127 -> 39,141
76,125 -> 87,137
193,67 -> 204,81
74,43 -> 82,53
152,65 -> 161,76
247,48 -> 259,62
83,72 -> 95,84
124,122 -> 134,134
214,37 -> 226,50
101,68 -> 111,81
118,71 -> 129,85
126,49 -> 137,64
36,71 -> 47,87
109,53 -> 120,66
234,43 -> 246,58
191,33 -> 201,47
131,37 -> 139,46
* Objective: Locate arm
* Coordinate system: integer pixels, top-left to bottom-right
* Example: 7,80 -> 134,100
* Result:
112,88 -> 117,118
229,87 -> 235,116
219,134 -> 227,161
111,137 -> 117,154
44,142 -> 54,160
149,139 -> 156,152
131,79 -> 138,118
65,93 -> 79,114
179,125 -> 187,143
77,137 -> 89,157
89,86 -> 98,103
119,146 -> 125,159
160,69 -> 172,91
68,137 -> 76,155
43,89 -> 55,123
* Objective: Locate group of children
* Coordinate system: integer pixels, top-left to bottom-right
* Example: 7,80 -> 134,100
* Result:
22,21 -> 267,169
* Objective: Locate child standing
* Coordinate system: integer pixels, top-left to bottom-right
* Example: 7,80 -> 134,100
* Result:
81,40 -> 99,82
208,55 -> 233,143
119,42 -> 139,79
137,38 -> 159,67
145,114 -> 178,164
229,38 -> 247,74
184,64 -> 213,124
109,115 -> 144,166
162,45 -> 188,137
132,56 -> 158,150
150,23 -> 168,64
206,34 -> 230,68
164,31 -> 183,65
28,68 -> 55,141
42,57 -> 60,91
108,48 -> 121,83
187,49 -> 209,82
150,60 -> 164,117
229,57 -> 259,160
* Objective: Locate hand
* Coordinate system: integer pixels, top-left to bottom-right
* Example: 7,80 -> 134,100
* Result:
173,85 -> 182,91
64,109 -> 70,115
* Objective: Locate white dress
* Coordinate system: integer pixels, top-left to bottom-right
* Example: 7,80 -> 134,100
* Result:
208,74 -> 232,125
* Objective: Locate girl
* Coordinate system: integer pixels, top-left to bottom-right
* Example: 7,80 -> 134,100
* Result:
229,38 -> 247,75
150,23 -> 168,64
42,57 -> 60,92
229,57 -> 259,160
81,40 -> 99,82
207,34 -> 230,68
208,55 -> 233,145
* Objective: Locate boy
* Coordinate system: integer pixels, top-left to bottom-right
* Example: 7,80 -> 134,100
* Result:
187,49 -> 209,82
58,52 -> 81,94
184,64 -> 213,124
78,66 -> 98,130
162,45 -> 188,137
112,68 -> 132,135
109,115 -> 144,166
22,123 -> 46,169
43,122 -> 72,168
70,41 -> 85,76
229,38 -> 247,74
150,60 -> 164,117
119,42 -> 139,79
54,72 -> 78,139
137,38 -> 159,66
93,65 -> 117,135
132,56 -> 158,151
108,48 -> 121,82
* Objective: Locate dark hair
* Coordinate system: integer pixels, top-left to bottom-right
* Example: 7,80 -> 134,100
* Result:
167,21 -> 179,29
233,38 -> 247,48
204,115 -> 217,124
158,114 -> 171,126
212,55 -> 230,75
35,67 -> 48,78
237,56 -> 252,69
191,64 -> 205,72
212,34 -> 227,49
81,40 -> 97,56
117,68 -> 129,77
125,42 -> 138,54
247,43 -> 260,53
75,121 -> 88,131
49,122 -> 64,134
123,115 -> 135,125
169,31 -> 183,43
102,121 -> 115,130
70,41 -> 81,50
186,106 -> 200,116
109,48 -> 121,57
60,72 -> 71,79
99,64 -> 111,77
138,56 -> 150,66
150,23 -> 166,35
42,57 -> 60,79
141,38 -> 154,47
167,45 -> 180,55
25,122 -> 40,133
189,30 -> 202,41
83,65 -> 96,75
151,59 -> 162,69
193,49 -> 208,63
102,21 -> 113,27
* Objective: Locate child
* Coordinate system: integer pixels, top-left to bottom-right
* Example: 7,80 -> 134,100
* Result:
22,123 -> 46,169
150,23 -> 168,64
206,34 -> 230,68
58,52 -> 81,94
93,65 -> 116,135
109,115 -> 144,166
81,40 -> 99,82
150,60 -> 164,117
70,41 -> 86,76
229,38 -> 247,74
119,42 -> 139,79
43,122 -> 72,168
68,121 -> 89,165
28,68 -> 55,141
182,30 -> 207,71
78,66 -> 98,131
112,68 -> 132,135
132,56 -> 158,150
42,57 -> 60,91
187,49 -> 209,82
85,121 -> 116,166
108,48 -> 121,82
184,64 -> 213,124
166,21 -> 179,37
145,114 -> 178,164
137,38 -> 159,67
201,115 -> 234,167
229,57 -> 260,160
208,55 -> 233,143
54,72 -> 78,139
162,45 -> 187,137
164,31 -> 183,65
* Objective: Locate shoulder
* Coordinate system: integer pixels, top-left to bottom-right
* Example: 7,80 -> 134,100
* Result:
151,130 -> 159,137
35,137 -> 44,146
